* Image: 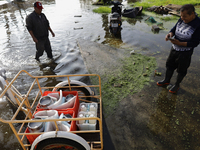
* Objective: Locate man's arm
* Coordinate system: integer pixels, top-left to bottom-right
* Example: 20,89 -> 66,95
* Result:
28,30 -> 38,43
170,39 -> 187,47
26,14 -> 38,43
48,27 -> 55,37
187,26 -> 200,48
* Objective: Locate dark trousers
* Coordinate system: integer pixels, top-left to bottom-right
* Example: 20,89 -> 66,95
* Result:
166,47 -> 193,76
35,37 -> 53,59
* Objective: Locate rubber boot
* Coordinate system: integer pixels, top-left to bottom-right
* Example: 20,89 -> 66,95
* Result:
157,69 -> 174,86
169,73 -> 185,93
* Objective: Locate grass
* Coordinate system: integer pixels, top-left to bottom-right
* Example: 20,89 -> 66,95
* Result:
195,5 -> 200,15
93,6 -> 111,13
93,0 -> 200,16
134,0 -> 200,11
160,15 -> 179,21
131,0 -> 200,20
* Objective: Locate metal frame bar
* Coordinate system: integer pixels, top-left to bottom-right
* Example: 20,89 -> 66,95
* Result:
0,70 -> 103,150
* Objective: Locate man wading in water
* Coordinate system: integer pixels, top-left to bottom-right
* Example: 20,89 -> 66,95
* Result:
157,4 -> 200,93
26,1 -> 55,62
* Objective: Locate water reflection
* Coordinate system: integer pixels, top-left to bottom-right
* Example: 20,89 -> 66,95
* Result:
125,16 -> 142,25
12,1 -> 28,18
102,14 -> 110,38
101,13 -> 123,46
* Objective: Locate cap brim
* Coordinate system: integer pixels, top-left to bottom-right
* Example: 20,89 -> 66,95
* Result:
37,6 -> 43,9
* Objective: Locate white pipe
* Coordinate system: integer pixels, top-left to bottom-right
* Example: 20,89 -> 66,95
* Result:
52,80 -> 93,95
47,90 -> 76,110
47,90 -> 63,109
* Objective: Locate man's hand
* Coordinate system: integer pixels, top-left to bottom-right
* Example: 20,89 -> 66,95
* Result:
29,30 -> 38,43
169,39 -> 187,47
51,32 -> 55,37
165,32 -> 174,41
169,38 -> 178,44
48,27 -> 55,37
33,37 -> 38,43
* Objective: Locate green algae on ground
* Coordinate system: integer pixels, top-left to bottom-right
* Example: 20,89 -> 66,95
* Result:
93,6 -> 111,13
100,53 -> 157,116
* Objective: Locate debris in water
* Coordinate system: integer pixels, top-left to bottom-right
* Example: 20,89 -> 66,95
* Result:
145,16 -> 157,23
74,27 -> 83,30
74,15 -> 82,17
191,110 -> 195,114
143,73 -> 148,76
154,70 -> 162,76
175,119 -> 179,125
130,50 -> 135,55
152,25 -> 160,32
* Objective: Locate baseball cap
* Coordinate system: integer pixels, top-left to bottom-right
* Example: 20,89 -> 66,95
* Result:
34,1 -> 43,9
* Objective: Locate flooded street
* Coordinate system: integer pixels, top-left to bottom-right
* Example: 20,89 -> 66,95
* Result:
0,0 -> 200,149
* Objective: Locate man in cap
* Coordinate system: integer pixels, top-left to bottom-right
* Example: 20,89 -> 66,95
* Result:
26,1 -> 55,62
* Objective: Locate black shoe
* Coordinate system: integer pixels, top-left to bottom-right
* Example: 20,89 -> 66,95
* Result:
169,85 -> 179,93
48,57 -> 54,62
157,79 -> 170,86
35,58 -> 40,62
157,69 -> 174,87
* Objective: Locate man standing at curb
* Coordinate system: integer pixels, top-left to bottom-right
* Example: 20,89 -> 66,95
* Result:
157,4 -> 200,93
26,1 -> 55,62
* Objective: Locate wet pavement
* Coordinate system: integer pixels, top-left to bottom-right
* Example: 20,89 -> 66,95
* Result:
0,0 -> 200,149
78,38 -> 200,150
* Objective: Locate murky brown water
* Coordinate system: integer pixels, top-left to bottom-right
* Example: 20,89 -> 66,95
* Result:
0,0 -> 200,149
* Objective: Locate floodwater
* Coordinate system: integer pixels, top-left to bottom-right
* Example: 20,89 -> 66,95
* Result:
0,0 -> 200,149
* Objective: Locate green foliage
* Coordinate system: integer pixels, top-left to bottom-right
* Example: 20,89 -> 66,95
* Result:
160,15 -> 179,21
134,0 -> 200,10
195,5 -> 200,16
134,2 -> 152,10
93,6 -> 111,13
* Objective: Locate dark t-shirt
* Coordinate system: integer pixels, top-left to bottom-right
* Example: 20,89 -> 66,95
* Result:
26,11 -> 50,40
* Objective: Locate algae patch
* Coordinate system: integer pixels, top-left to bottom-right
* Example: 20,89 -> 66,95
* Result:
101,53 -> 157,116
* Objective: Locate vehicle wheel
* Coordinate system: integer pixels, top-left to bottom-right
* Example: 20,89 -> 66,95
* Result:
35,137 -> 87,150
56,84 -> 91,101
